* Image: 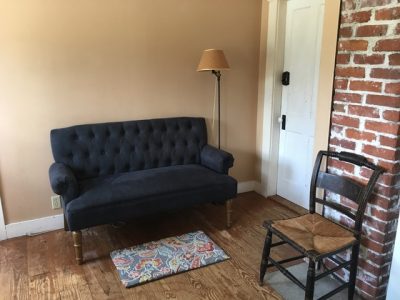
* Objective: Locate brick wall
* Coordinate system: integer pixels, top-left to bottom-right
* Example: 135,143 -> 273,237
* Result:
328,0 -> 400,298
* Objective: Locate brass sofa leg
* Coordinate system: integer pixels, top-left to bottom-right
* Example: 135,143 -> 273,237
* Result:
72,231 -> 83,265
226,199 -> 233,228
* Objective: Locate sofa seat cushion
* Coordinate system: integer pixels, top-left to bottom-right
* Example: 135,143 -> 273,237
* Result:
65,165 -> 237,230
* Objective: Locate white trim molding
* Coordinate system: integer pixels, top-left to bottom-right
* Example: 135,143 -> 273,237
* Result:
0,196 -> 6,241
5,214 -> 64,240
260,0 -> 287,198
237,181 -> 256,193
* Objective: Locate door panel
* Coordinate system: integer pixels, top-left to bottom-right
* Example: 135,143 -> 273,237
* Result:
277,0 -> 325,208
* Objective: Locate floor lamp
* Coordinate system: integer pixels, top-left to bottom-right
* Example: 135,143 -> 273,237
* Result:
197,49 -> 230,149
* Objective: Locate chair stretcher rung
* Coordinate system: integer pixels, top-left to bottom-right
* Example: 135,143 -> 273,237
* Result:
268,257 -> 305,290
316,260 -> 351,281
267,255 -> 305,267
271,240 -> 286,247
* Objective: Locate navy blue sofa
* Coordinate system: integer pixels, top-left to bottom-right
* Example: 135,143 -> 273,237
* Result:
49,117 -> 237,264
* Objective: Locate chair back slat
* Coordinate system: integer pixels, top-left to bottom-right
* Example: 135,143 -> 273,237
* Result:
315,198 -> 355,220
317,172 -> 362,203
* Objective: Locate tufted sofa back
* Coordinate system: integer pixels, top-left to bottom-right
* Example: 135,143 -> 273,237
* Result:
50,117 -> 207,180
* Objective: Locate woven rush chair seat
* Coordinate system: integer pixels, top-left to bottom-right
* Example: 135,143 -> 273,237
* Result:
269,214 -> 355,255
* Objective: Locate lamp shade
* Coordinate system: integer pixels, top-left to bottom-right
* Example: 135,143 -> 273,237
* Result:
197,49 -> 230,72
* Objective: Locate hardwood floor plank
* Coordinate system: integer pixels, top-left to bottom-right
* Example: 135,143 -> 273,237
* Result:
0,192 -> 304,299
0,237 -> 29,299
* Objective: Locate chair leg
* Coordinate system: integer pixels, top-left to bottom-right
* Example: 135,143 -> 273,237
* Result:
226,199 -> 233,228
348,244 -> 360,300
259,230 -> 273,285
305,260 -> 316,300
72,231 -> 83,265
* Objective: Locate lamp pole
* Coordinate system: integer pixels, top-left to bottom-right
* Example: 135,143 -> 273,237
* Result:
197,49 -> 229,150
212,70 -> 221,149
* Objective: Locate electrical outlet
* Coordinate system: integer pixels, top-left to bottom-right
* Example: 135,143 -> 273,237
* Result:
51,195 -> 61,209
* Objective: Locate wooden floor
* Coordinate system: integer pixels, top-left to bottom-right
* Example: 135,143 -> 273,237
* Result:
0,192 -> 307,300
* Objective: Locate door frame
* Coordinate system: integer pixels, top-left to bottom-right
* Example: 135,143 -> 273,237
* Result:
259,0 -> 340,198
0,196 -> 6,240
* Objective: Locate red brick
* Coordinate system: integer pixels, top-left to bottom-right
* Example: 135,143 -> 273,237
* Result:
348,173 -> 369,185
396,23 -> 400,35
383,110 -> 400,122
360,166 -> 374,178
366,250 -> 392,266
339,26 -> 353,38
364,215 -> 388,233
356,280 -> 387,299
374,39 -> 400,51
348,104 -> 380,118
385,83 -> 400,95
357,272 -> 382,290
336,53 -> 351,65
334,92 -> 362,103
360,0 -> 392,8
336,67 -> 365,78
380,135 -> 400,148
376,184 -> 400,198
366,94 -> 400,108
378,160 -> 400,173
349,80 -> 382,92
389,53 -> 400,65
332,114 -> 360,128
331,124 -> 345,134
370,68 -> 400,79
340,215 -> 355,230
353,10 -> 373,22
363,144 -> 398,160
359,258 -> 390,275
346,128 -> 377,142
354,54 -> 385,65
361,237 -> 391,253
338,40 -> 369,51
377,173 -> 400,186
340,196 -> 358,210
365,120 -> 399,135
334,78 -> 348,89
375,7 -> 400,20
360,167 -> 399,186
370,207 -> 399,222
333,103 -> 346,113
330,137 -> 356,150
369,195 -> 392,210
328,157 -> 355,173
356,25 -> 388,37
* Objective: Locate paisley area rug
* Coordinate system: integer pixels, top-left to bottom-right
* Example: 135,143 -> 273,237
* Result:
110,230 -> 230,287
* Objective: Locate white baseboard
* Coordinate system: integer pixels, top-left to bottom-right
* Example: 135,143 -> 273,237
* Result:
0,180 -> 260,241
5,213 -> 64,240
0,229 -> 6,241
238,180 -> 258,193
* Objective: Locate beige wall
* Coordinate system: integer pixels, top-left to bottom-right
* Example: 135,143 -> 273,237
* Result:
0,0 -> 262,224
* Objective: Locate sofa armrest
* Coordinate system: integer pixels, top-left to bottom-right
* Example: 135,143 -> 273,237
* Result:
49,163 -> 79,203
200,145 -> 234,174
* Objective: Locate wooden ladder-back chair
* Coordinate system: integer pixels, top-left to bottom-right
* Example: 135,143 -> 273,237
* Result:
259,150 -> 384,300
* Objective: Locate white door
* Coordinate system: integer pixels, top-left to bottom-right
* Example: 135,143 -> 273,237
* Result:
276,0 -> 325,208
